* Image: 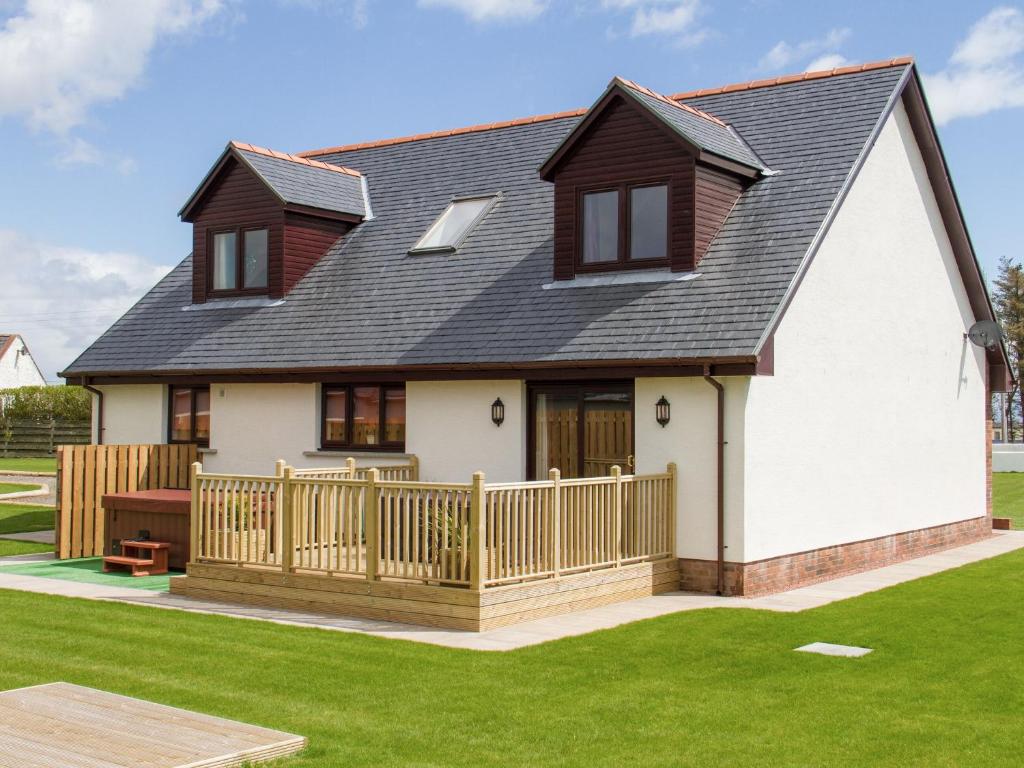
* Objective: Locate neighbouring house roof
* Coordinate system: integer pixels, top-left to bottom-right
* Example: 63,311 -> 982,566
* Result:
62,57 -> 1006,382
179,141 -> 368,221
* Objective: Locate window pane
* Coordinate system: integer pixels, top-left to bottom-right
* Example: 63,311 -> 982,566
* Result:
171,389 -> 193,442
194,389 -> 210,441
212,232 -> 237,290
414,197 -> 492,250
582,190 -> 619,264
353,386 -> 380,446
324,389 -> 348,443
384,388 -> 406,444
244,229 -> 268,288
630,185 -> 668,260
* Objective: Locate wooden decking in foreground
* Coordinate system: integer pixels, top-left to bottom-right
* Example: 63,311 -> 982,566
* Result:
172,459 -> 679,630
0,682 -> 305,768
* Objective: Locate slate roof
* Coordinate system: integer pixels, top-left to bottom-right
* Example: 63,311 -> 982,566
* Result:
612,78 -> 764,171
180,142 -> 367,220
63,61 -> 913,376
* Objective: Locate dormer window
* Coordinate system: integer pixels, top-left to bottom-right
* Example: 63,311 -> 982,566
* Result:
210,227 -> 269,294
410,195 -> 498,253
580,182 -> 668,270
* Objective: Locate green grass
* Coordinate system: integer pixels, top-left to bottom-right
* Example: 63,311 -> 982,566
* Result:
0,503 -> 53,535
0,557 -> 169,591
0,481 -> 42,495
0,550 -> 1021,767
0,540 -> 52,557
0,457 -> 55,474
993,472 -> 1024,528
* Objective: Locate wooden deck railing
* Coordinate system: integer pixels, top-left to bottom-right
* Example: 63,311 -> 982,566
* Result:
191,461 -> 676,590
291,455 -> 419,482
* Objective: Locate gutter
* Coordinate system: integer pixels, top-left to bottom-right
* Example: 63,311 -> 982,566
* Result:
82,382 -> 103,445
703,366 -> 725,595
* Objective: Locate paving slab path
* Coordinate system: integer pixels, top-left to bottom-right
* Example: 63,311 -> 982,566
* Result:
0,531 -> 1019,651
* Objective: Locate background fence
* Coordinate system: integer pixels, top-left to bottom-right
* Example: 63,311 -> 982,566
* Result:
55,443 -> 197,559
1,419 -> 90,457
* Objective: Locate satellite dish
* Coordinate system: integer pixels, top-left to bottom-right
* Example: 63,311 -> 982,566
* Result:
967,320 -> 1002,350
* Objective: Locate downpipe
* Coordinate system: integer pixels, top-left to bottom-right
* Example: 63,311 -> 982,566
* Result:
703,366 -> 725,596
83,381 -> 103,445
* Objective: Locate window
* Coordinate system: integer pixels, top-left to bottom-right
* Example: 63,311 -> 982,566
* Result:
169,386 -> 210,446
321,384 -> 406,450
410,195 -> 498,253
209,227 -> 269,293
578,182 -> 668,270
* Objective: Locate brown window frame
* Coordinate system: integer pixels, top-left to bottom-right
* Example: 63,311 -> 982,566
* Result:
167,385 -> 210,447
575,179 -> 671,274
207,225 -> 270,297
320,384 -> 406,452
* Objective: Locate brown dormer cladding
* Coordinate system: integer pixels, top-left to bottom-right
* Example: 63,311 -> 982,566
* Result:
547,94 -> 749,279
182,145 -> 362,303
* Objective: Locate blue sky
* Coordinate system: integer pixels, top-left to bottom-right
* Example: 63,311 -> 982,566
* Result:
0,0 -> 1022,379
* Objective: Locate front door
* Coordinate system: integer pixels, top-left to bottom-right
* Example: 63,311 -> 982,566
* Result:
529,383 -> 634,480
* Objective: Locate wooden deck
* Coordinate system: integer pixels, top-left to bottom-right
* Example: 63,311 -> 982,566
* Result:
0,682 -> 305,768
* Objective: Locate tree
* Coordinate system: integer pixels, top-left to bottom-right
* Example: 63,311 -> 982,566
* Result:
992,256 -> 1024,440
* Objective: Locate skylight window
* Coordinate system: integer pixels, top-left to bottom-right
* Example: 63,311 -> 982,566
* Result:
410,195 -> 498,253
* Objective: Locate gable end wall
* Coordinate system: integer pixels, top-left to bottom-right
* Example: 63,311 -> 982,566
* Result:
739,99 -> 988,562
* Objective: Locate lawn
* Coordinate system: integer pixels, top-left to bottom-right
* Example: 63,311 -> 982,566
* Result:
0,503 -> 53,535
0,457 -> 56,474
993,472 -> 1024,528
0,549 -> 1020,766
0,481 -> 42,495
0,540 -> 51,557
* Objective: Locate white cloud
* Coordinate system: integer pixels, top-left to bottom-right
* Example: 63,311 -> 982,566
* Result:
52,136 -> 138,175
600,0 -> 706,44
0,0 -> 229,136
923,6 -> 1024,125
0,230 -> 173,380
416,0 -> 548,23
757,27 -> 850,73
805,53 -> 850,71
278,0 -> 369,29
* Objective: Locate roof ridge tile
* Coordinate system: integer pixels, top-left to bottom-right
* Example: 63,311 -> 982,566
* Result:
230,140 -> 362,177
297,57 -> 912,159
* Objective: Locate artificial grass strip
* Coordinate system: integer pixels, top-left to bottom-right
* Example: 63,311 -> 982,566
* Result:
0,504 -> 53,535
0,549 -> 1021,766
0,557 -> 170,591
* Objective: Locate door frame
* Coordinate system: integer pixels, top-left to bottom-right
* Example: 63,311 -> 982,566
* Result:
526,380 -> 635,480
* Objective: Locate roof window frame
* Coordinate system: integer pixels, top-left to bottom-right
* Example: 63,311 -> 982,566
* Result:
408,193 -> 501,255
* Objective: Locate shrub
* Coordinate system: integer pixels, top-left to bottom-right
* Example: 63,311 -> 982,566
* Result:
0,385 -> 92,424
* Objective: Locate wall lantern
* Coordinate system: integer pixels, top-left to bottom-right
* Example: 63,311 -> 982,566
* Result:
655,396 -> 671,427
491,397 -> 505,427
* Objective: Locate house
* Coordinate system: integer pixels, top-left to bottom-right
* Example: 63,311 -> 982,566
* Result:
61,57 -> 1009,610
0,334 -> 46,388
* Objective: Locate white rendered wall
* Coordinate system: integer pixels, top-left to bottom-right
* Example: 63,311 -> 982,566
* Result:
406,380 -> 525,482
0,337 -> 46,388
635,377 -> 747,561
741,100 -> 987,562
95,384 -> 166,445
992,444 -> 1024,473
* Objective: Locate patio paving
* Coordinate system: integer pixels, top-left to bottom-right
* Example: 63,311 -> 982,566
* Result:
0,530 -> 54,544
0,532 -> 1020,651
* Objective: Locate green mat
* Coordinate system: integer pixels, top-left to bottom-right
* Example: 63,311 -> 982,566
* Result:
0,557 -> 171,591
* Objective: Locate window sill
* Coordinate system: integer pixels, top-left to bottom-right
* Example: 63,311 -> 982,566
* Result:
304,449 -> 412,460
197,447 -> 218,455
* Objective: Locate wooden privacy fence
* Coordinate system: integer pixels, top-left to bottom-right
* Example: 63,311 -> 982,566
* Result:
55,444 -> 197,559
1,419 -> 90,457
191,462 -> 676,590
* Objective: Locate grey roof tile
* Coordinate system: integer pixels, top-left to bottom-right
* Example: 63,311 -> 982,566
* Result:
63,65 -> 909,376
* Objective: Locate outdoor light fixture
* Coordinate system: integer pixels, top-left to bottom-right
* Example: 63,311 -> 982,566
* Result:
655,395 -> 671,427
491,397 -> 505,427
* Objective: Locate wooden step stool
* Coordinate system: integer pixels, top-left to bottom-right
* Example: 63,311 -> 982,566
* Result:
103,540 -> 170,577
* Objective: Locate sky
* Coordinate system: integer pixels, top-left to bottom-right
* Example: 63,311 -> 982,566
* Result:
0,0 -> 1022,381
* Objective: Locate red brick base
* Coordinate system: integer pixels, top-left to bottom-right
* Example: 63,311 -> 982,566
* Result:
679,516 -> 992,597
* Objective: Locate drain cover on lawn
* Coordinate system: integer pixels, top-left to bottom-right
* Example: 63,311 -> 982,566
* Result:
795,642 -> 873,657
